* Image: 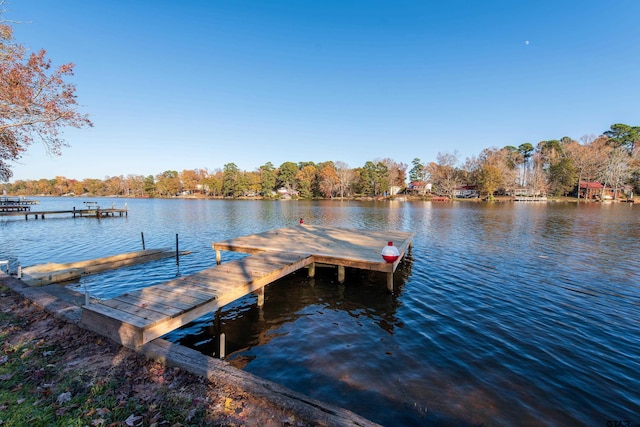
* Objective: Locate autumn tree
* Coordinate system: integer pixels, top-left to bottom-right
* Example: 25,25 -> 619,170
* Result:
381,158 -> 407,193
296,164 -> 318,199
155,170 -> 180,197
335,161 -> 354,199
317,161 -> 338,198
427,152 -> 460,198
202,170 -> 223,197
0,11 -> 93,181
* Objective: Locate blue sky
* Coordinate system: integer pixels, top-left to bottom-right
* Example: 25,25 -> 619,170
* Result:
6,0 -> 640,181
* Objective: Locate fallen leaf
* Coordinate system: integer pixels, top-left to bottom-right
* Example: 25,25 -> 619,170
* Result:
125,414 -> 142,426
57,391 -> 72,404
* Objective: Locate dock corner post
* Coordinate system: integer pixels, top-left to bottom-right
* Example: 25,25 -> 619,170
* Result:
215,249 -> 221,265
308,262 -> 316,278
256,287 -> 265,308
73,207 -> 76,218
338,265 -> 345,283
387,272 -> 394,293
141,232 -> 145,250
175,234 -> 179,265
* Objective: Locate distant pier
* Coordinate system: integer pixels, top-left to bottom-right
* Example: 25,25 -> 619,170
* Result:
0,203 -> 128,220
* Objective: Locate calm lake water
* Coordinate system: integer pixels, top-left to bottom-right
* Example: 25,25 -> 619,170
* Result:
2,197 -> 639,426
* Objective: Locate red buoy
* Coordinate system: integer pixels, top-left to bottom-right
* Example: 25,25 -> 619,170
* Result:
381,241 -> 400,263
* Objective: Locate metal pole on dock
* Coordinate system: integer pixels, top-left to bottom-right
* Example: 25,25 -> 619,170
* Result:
175,234 -> 179,265
141,232 -> 146,250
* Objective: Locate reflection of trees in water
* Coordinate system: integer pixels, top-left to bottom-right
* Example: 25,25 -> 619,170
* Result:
173,255 -> 414,361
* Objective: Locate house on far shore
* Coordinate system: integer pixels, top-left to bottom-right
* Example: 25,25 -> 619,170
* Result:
454,185 -> 479,198
578,181 -> 631,200
277,187 -> 299,199
408,181 -> 431,195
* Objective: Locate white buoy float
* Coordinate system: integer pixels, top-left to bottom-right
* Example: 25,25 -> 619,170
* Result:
381,241 -> 400,263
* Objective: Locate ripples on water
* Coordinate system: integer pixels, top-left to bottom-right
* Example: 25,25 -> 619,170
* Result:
2,198 -> 639,426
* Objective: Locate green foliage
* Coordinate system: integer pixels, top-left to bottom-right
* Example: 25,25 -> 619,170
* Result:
357,161 -> 389,196
604,123 -> 640,153
277,162 -> 298,190
409,158 -> 427,183
548,157 -> 577,196
259,162 -> 277,197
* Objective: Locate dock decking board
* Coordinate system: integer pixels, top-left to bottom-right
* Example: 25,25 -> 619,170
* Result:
81,251 -> 314,348
81,226 -> 413,349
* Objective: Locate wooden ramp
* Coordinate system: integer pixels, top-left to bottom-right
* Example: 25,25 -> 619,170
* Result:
81,252 -> 313,348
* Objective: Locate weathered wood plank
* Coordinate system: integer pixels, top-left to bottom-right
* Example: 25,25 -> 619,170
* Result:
110,293 -> 186,316
140,254 -> 313,344
99,298 -> 172,322
124,289 -> 197,311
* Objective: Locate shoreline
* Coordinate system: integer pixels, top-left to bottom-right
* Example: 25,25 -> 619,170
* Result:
0,272 -> 381,426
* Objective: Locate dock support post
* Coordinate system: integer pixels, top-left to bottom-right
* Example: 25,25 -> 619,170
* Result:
338,265 -> 345,283
175,234 -> 179,265
387,272 -> 394,292
17,265 -> 22,279
216,249 -> 221,265
256,287 -> 265,307
219,333 -> 226,359
73,207 -> 76,218
141,232 -> 145,250
308,262 -> 315,278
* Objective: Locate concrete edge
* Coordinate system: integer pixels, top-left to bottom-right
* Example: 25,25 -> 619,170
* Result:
0,272 -> 381,427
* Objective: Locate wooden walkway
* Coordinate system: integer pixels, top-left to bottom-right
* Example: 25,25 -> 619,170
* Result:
81,225 -> 414,349
81,252 -> 313,348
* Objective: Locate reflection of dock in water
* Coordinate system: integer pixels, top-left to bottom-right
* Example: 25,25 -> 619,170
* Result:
81,225 -> 414,349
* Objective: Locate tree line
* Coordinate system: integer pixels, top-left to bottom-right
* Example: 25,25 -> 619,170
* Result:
2,159 -> 408,198
2,123 -> 639,200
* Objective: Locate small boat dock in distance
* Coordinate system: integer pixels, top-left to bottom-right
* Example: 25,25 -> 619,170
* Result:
0,196 -> 40,212
81,225 -> 414,349
0,201 -> 128,220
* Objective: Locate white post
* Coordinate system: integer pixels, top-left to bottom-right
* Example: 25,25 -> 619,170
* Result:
256,287 -> 265,308
17,265 -> 22,279
338,265 -> 345,283
308,262 -> 315,278
219,333 -> 226,359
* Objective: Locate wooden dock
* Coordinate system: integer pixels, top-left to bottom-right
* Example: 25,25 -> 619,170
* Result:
0,196 -> 39,212
80,225 -> 414,349
0,206 -> 128,219
81,252 -> 313,348
213,224 -> 414,290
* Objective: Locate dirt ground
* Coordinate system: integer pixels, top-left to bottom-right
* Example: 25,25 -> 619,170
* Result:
0,276 -> 379,427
